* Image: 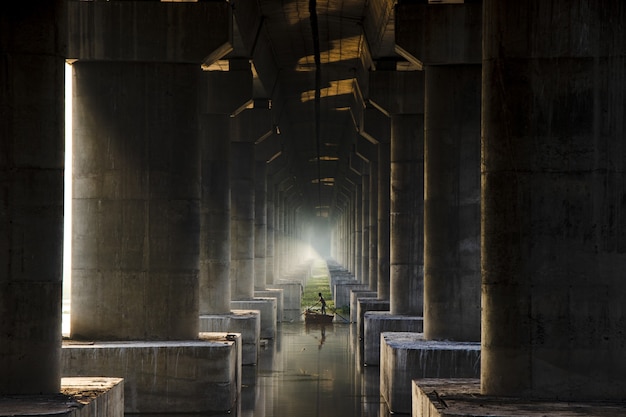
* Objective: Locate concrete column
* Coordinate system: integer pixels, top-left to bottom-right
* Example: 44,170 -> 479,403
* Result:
71,61 -> 200,340
0,0 -> 66,395
482,0 -> 626,400
199,63 -> 252,314
377,141 -> 391,300
354,183 -> 363,281
369,156 -> 379,292
199,113 -> 231,314
266,182 -> 275,285
361,167 -> 370,287
423,64 -> 481,342
230,123 -> 255,300
254,161 -> 268,290
390,113 -> 425,316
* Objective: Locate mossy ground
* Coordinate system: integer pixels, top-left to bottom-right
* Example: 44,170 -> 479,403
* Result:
301,259 -> 334,312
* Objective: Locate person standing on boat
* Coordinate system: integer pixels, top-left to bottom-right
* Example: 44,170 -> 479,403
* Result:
318,293 -> 327,315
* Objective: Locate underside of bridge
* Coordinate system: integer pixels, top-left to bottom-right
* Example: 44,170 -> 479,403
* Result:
3,1 -> 626,416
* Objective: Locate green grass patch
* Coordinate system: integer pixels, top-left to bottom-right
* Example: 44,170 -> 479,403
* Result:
301,260 -> 334,312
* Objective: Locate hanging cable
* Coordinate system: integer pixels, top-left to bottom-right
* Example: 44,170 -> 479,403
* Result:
309,0 -> 322,217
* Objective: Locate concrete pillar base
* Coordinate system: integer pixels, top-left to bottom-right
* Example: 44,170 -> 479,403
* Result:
268,281 -> 303,322
0,377 -> 124,417
255,289 -> 284,322
380,332 -> 480,414
357,298 -> 390,339
334,283 -> 369,311
231,298 -> 277,339
412,379 -> 626,417
200,311 -> 260,365
62,333 -> 241,414
363,312 -> 423,366
350,291 -> 378,323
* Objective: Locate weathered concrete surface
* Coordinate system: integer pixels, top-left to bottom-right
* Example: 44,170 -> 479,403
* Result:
380,332 -> 480,414
335,283 -> 369,311
350,290 -> 378,323
0,0 -> 66,395
357,298 -> 390,339
268,281 -> 303,322
61,333 -> 241,414
363,312 -> 423,365
255,289 -> 284,322
0,378 -> 124,417
412,379 -> 626,417
200,310 -> 260,365
231,298 -> 277,339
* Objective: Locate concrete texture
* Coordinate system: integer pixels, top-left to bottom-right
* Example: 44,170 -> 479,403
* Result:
380,332 -> 480,414
334,282 -> 369,311
363,312 -> 423,365
412,379 -> 626,417
231,298 -> 277,339
390,112 -> 425,317
255,289 -> 284,322
480,1 -> 626,400
357,298 -> 390,339
200,310 -> 260,365
61,333 -> 241,414
0,378 -> 124,417
0,0 -> 66,395
268,281 -> 303,322
71,61 -> 202,341
350,290 -> 378,323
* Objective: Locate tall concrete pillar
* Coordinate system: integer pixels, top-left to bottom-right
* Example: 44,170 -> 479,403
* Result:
482,0 -> 626,400
230,116 -> 256,300
199,64 -> 252,314
353,180 -> 363,281
254,160 -> 268,290
71,61 -> 201,341
369,156 -> 379,292
390,112 -> 425,316
266,180 -> 276,285
377,140 -> 391,300
199,113 -> 231,314
229,104 -> 272,298
424,65 -> 481,342
0,0 -> 66,395
361,165 -> 370,287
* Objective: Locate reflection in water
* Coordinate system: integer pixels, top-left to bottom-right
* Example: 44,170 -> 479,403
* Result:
127,322 -> 391,417
244,322 -> 391,417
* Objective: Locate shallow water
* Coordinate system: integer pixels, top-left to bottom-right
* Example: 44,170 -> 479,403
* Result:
243,322 -> 391,417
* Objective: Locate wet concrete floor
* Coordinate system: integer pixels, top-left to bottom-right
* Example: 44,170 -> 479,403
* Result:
241,321 -> 392,417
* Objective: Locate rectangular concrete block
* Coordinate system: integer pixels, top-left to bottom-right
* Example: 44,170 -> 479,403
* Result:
0,377 -> 124,417
363,312 -> 423,365
334,283 -> 369,310
61,334 -> 240,414
200,311 -> 260,365
381,332 -> 480,414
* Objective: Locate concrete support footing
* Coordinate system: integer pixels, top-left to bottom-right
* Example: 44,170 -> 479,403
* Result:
200,310 -> 261,365
350,291 -> 378,323
61,333 -> 241,414
255,289 -> 284,322
357,298 -> 390,339
363,312 -> 423,365
412,379 -> 626,417
334,283 -> 369,311
380,332 -> 480,414
268,281 -> 303,322
0,377 -> 124,417
231,298 -> 277,339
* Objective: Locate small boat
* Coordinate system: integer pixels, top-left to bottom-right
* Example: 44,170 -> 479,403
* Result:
304,309 -> 334,324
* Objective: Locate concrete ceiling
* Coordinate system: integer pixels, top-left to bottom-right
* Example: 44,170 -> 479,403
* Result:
230,0 -> 399,221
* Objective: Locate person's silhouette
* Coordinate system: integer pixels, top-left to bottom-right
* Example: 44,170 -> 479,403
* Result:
318,292 -> 327,315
